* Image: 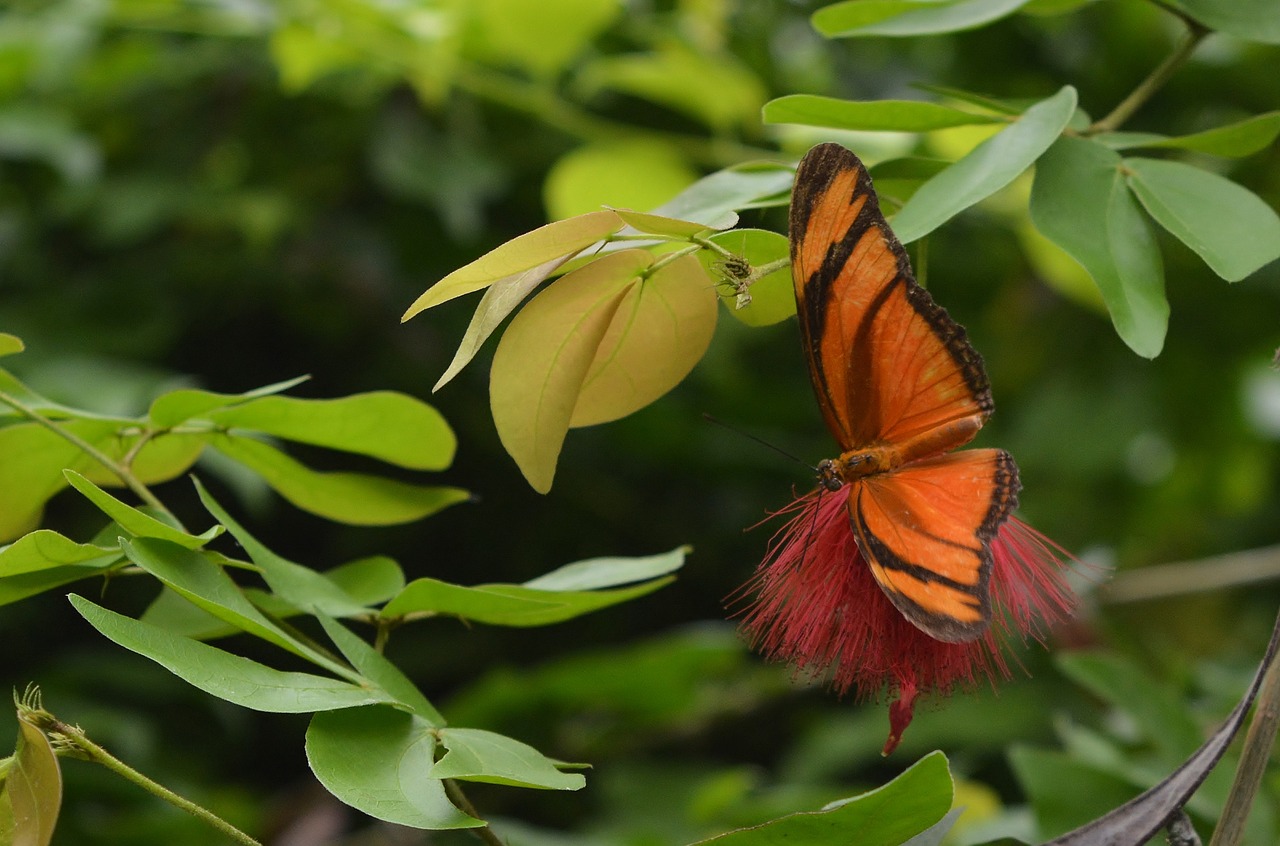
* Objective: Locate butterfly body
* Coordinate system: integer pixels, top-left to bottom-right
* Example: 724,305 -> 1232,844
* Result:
790,143 -> 1022,644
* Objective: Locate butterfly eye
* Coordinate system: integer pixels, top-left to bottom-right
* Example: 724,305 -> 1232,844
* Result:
817,459 -> 844,492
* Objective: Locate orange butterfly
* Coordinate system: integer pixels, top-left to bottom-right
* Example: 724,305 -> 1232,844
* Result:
790,142 -> 1019,643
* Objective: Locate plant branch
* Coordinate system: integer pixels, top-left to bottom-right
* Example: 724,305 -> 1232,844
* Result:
0,389 -> 175,521
1087,21 -> 1208,135
18,699 -> 262,846
1209,651 -> 1280,846
445,779 -> 506,846
1099,544 -> 1280,605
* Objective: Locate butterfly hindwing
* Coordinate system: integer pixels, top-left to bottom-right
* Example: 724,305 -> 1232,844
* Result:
790,143 -> 993,453
847,449 -> 1020,642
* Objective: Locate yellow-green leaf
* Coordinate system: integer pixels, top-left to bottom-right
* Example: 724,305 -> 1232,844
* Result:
402,210 -> 625,319
612,208 -> 725,237
433,254 -> 575,392
7,715 -> 62,846
697,229 -> 795,327
490,251 -> 650,492
0,334 -> 24,358
210,435 -> 469,526
544,140 -> 696,220
570,254 -> 717,427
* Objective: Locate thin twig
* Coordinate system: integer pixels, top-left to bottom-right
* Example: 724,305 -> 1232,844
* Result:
1099,544 -> 1280,605
445,780 -> 506,846
1086,21 -> 1208,134
1208,653 -> 1280,846
23,708 -> 262,846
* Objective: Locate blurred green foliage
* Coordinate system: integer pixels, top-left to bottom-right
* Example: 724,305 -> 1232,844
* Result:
2,0 -> 1280,843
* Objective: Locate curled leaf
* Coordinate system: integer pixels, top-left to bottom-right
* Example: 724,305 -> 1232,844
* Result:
402,209 -> 625,319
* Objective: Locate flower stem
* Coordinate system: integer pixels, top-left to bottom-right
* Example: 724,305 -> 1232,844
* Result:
1208,653 -> 1280,846
1086,20 -> 1208,135
0,389 -> 176,524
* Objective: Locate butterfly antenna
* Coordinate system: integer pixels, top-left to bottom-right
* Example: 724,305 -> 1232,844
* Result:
701,413 -> 816,471
798,485 -> 826,568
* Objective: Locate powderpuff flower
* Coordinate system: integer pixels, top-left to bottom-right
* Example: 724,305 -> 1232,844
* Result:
740,488 -> 1075,755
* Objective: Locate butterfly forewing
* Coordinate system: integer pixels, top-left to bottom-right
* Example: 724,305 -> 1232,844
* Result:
849,449 -> 1020,641
790,143 -> 993,453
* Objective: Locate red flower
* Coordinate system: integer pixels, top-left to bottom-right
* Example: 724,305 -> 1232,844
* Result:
740,489 -> 1075,755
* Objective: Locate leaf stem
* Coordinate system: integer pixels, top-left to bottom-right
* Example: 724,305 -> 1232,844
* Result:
1087,20 -> 1208,135
1208,651 -> 1280,846
445,779 -> 506,846
27,710 -> 262,846
642,244 -> 702,276
0,389 -> 176,522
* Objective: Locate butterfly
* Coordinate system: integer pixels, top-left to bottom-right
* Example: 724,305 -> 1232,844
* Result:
789,142 -> 1020,643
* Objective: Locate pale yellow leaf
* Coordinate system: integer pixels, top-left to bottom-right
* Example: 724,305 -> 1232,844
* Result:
490,250 -> 653,492
402,210 -> 625,320
570,254 -> 717,427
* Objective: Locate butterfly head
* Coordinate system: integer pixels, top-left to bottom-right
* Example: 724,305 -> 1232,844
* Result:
816,459 -> 844,492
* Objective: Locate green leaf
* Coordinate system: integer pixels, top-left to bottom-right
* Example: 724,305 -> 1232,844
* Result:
0,530 -> 119,577
0,419 -> 204,542
763,95 -> 1000,131
652,162 -> 797,224
380,576 -> 675,626
544,139 -> 697,220
4,714 -> 62,846
316,616 -> 446,726
523,547 -> 687,591
0,566 -> 117,608
568,253 -> 718,427
147,375 -> 310,428
192,478 -> 371,616
431,728 -> 585,790
689,751 -> 952,844
63,471 -> 222,549
1041,616 -> 1280,846
813,0 -> 1035,37
698,229 -> 795,327
612,208 -> 727,238
489,250 -> 645,492
1167,0 -> 1280,44
578,44 -> 765,132
1092,131 -> 1169,150
140,556 -> 405,640
433,253 -> 576,393
1009,746 -> 1138,839
0,334 -> 24,358
1124,157 -> 1280,282
911,83 -> 1021,115
69,595 -> 390,712
306,706 -> 481,829
466,0 -> 621,78
1029,137 -> 1167,358
207,391 -> 455,471
120,537 -> 350,675
0,421 -> 112,542
401,210 -> 625,319
325,556 -> 405,607
891,85 -> 1077,243
867,157 -> 952,209
210,435 -> 470,525
1055,652 -> 1204,765
1097,112 -> 1280,158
